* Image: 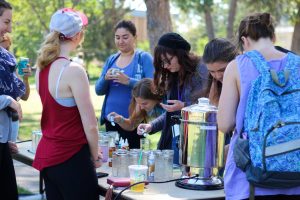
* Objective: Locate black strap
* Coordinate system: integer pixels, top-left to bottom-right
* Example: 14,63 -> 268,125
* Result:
249,183 -> 255,200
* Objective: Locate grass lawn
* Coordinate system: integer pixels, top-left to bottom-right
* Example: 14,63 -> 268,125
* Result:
18,186 -> 33,195
19,64 -> 160,149
19,85 -> 104,140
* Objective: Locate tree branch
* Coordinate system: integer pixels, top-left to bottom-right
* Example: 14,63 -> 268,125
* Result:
26,0 -> 49,32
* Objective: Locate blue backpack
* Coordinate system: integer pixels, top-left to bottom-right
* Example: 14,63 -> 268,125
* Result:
234,50 -> 300,191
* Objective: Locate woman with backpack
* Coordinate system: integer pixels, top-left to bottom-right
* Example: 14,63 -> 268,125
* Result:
95,20 -> 154,149
218,13 -> 300,199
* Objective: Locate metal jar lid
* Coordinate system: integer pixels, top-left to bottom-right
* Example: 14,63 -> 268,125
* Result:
181,97 -> 217,114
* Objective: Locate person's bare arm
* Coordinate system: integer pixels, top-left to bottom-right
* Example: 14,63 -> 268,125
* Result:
68,64 -> 101,168
35,68 -> 40,93
217,60 -> 240,133
107,112 -> 138,131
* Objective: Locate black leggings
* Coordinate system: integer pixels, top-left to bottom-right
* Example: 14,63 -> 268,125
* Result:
0,142 -> 18,200
105,119 -> 143,149
243,195 -> 300,200
42,145 -> 99,200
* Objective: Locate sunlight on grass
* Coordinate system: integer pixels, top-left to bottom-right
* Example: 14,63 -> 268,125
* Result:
18,186 -> 33,195
19,85 -> 104,140
19,63 -> 160,148
19,84 -> 160,149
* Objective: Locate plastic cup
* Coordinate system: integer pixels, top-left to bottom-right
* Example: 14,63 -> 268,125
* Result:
99,140 -> 109,162
128,165 -> 148,192
18,57 -> 29,76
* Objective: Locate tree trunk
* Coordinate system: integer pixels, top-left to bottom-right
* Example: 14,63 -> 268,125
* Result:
145,0 -> 172,54
226,0 -> 238,40
291,3 -> 300,54
204,6 -> 215,40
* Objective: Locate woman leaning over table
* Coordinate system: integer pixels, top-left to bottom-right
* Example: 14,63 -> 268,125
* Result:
137,33 -> 208,164
95,20 -> 154,149
107,78 -> 164,133
33,8 -> 101,200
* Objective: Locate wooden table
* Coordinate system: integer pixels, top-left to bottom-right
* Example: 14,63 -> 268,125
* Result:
12,140 -> 44,195
98,164 -> 225,200
14,141 -> 225,200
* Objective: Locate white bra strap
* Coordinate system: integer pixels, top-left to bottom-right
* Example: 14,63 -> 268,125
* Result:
55,61 -> 71,99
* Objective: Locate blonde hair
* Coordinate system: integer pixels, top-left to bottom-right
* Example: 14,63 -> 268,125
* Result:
36,31 -> 61,70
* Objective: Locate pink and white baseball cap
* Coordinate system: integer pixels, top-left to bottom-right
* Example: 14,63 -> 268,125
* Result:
49,8 -> 88,38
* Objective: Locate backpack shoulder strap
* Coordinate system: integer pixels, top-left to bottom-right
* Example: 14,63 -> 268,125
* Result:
285,52 -> 300,77
137,50 -> 143,67
245,50 -> 269,74
107,52 -> 121,70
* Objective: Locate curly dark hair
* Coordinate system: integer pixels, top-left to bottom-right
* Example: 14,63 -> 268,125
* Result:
153,45 -> 200,96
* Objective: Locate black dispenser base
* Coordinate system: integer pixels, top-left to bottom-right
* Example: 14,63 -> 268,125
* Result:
175,177 -> 223,190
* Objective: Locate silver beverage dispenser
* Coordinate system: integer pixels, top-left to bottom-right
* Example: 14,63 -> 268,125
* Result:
175,98 -> 225,190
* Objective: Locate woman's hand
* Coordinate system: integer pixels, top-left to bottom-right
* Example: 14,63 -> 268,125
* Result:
93,152 -> 103,168
8,141 -> 18,154
22,65 -> 32,78
107,112 -> 124,124
137,123 -> 152,135
113,71 -> 129,85
9,98 -> 22,121
105,68 -> 118,80
160,100 -> 185,112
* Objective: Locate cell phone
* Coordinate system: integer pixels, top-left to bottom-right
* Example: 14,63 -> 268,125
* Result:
96,172 -> 109,178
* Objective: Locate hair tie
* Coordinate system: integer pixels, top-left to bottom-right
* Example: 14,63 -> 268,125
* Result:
59,33 -> 66,41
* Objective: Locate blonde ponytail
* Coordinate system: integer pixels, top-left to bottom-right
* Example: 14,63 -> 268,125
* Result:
36,31 -> 61,70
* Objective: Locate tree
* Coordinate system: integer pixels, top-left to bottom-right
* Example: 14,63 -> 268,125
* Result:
144,0 -> 172,53
173,0 -> 215,40
242,0 -> 300,53
226,0 -> 238,40
10,0 -> 129,68
290,1 -> 300,54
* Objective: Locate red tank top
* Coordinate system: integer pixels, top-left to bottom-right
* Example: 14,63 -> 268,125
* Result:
32,58 -> 88,171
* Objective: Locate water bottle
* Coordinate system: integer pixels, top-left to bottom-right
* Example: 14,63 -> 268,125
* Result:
148,151 -> 155,181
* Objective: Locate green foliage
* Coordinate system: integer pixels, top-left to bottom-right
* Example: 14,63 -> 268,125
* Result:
10,0 -> 129,66
173,0 -> 214,13
137,40 -> 150,52
18,186 -> 33,195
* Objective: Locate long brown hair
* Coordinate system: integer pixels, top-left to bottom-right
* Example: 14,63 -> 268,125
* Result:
129,78 -> 163,126
202,38 -> 238,105
153,45 -> 200,96
237,12 -> 275,51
